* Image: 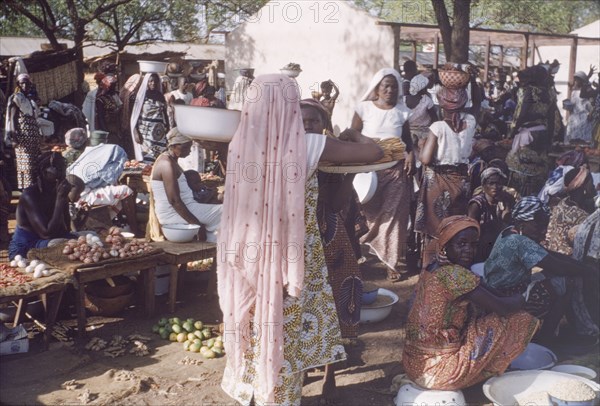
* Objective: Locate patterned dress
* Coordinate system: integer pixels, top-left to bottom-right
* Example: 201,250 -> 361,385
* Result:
137,98 -> 168,162
403,264 -> 538,390
221,160 -> 346,406
7,92 -> 42,189
543,198 -> 589,256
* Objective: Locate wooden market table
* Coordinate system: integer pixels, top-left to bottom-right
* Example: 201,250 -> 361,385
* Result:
28,246 -> 166,338
0,269 -> 71,350
150,240 -> 217,313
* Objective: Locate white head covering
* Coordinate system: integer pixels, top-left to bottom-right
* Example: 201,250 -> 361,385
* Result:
361,68 -> 404,102
409,74 -> 429,95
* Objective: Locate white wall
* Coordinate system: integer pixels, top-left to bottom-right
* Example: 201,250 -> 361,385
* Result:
225,0 -> 395,131
537,20 -> 600,116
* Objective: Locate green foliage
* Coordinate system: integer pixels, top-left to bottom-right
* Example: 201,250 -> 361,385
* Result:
350,0 -> 600,34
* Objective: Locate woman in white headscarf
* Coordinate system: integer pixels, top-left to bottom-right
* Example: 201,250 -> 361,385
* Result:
350,68 -> 415,280
4,73 -> 42,189
406,73 -> 437,157
130,73 -> 169,163
565,71 -> 593,144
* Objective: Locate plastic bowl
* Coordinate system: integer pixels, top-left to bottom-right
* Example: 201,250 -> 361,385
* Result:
361,287 -> 379,305
483,370 -> 600,406
138,60 -> 168,74
395,383 -> 466,406
359,288 -> 398,323
161,224 -> 200,243
510,342 -> 557,370
551,365 -> 598,380
174,105 -> 241,142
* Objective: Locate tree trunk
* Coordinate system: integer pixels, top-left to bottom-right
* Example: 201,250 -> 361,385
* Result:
450,0 -> 471,63
431,0 -> 453,61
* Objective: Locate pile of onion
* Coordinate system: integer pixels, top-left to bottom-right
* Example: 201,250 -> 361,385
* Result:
62,227 -> 153,263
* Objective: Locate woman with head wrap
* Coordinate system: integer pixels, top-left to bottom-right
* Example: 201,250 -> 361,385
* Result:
4,73 -> 42,189
350,68 -> 415,280
62,127 -> 88,165
95,75 -> 122,144
403,215 -> 538,390
405,73 -> 437,158
468,167 -> 515,262
218,74 -> 382,405
506,65 -> 555,196
484,196 -> 598,344
150,127 -> 222,242
565,71 -> 594,144
300,98 -> 367,401
130,73 -> 169,163
544,165 -> 596,256
415,86 -> 476,247
8,152 -> 76,259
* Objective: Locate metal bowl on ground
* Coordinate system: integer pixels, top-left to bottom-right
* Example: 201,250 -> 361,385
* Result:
509,342 -> 557,370
84,290 -> 134,317
483,370 -> 599,406
551,365 -> 598,380
394,383 -> 466,406
361,282 -> 379,305
359,288 -> 398,323
174,105 -> 241,142
161,224 -> 200,243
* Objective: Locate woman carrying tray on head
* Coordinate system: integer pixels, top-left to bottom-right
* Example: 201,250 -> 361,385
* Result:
350,68 -> 415,280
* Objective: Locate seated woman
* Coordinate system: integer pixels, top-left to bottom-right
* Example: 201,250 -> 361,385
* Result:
150,128 -> 222,242
9,152 -> 75,259
484,197 -> 599,343
468,167 -> 515,262
62,127 -> 88,166
544,166 -> 596,256
403,215 -> 538,390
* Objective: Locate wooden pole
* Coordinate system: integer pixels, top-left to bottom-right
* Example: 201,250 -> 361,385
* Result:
521,33 -> 530,70
531,40 -> 536,65
393,26 -> 401,72
411,41 -> 417,62
498,45 -> 504,68
567,37 -> 578,100
433,34 -> 439,69
484,38 -> 491,83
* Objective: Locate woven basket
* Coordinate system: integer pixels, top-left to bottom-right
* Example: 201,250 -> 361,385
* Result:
84,290 -> 134,316
438,69 -> 470,89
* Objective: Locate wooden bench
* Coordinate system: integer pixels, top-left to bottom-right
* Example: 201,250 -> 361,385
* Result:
150,240 -> 217,313
72,251 -> 165,337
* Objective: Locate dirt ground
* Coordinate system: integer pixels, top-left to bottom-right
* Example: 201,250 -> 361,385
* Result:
1,214 -> 598,405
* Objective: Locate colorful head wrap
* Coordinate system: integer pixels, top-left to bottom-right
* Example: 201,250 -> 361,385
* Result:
101,75 -> 117,90
565,166 -> 591,192
480,167 -> 507,184
299,98 -> 333,133
166,127 -> 192,146
64,128 -> 88,150
409,74 -> 429,96
437,86 -> 468,132
512,196 -> 549,223
436,215 -> 480,249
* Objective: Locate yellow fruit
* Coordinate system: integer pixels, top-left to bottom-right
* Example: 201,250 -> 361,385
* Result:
200,345 -> 210,353
183,341 -> 192,351
190,342 -> 201,353
212,347 -> 223,356
193,338 -> 202,345
194,321 -> 204,330
176,332 -> 187,343
182,322 -> 193,332
206,338 -> 215,348
193,330 -> 204,339
213,340 -> 223,349
172,317 -> 182,325
169,332 -> 178,342
201,328 -> 212,339
187,333 -> 196,341
171,324 -> 182,334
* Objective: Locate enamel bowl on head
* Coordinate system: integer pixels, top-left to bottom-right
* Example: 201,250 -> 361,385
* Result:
174,105 -> 241,142
138,60 -> 168,74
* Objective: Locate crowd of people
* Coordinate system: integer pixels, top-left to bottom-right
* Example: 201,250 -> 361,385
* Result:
1,56 -> 600,406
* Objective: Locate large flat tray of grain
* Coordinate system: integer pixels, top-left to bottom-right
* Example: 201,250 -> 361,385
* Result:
319,138 -> 405,173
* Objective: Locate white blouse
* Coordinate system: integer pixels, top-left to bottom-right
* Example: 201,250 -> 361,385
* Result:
429,113 -> 476,165
355,100 -> 411,139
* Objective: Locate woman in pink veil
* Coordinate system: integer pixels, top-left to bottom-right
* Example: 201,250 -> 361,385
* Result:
218,74 -> 382,405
